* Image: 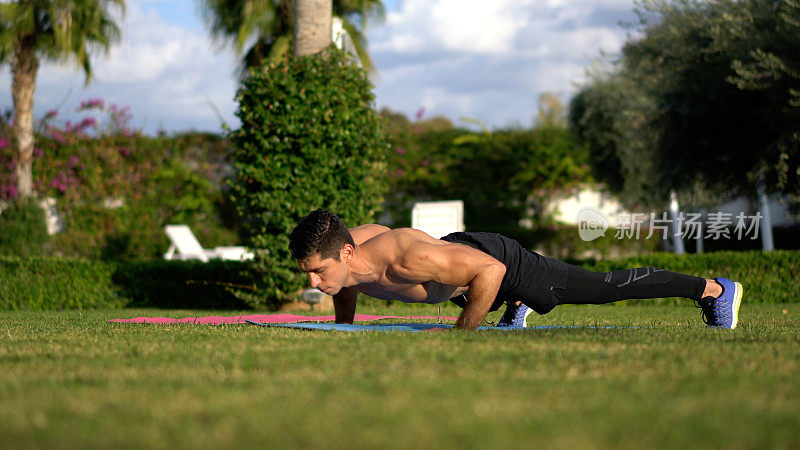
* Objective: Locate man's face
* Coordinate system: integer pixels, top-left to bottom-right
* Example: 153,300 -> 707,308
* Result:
297,247 -> 351,295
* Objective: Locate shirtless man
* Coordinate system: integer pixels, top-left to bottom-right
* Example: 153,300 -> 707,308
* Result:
289,209 -> 743,330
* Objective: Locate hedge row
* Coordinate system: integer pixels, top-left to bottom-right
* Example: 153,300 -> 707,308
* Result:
0,256 -> 123,310
0,257 -> 265,310
1,250 -> 798,310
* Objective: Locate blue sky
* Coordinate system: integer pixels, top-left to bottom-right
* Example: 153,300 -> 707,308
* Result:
0,0 -> 638,134
147,0 -> 201,29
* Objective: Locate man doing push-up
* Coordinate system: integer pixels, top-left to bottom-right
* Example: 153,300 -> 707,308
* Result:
289,209 -> 743,330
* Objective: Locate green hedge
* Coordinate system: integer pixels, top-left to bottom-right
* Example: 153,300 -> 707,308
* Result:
0,257 -> 266,310
1,251 -> 798,309
0,256 -> 122,310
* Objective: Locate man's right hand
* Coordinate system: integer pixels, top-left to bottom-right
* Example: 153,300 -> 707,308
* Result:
333,286 -> 358,324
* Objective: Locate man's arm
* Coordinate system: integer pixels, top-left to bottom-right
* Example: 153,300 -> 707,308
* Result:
333,286 -> 358,324
454,264 -> 505,330
396,238 -> 506,330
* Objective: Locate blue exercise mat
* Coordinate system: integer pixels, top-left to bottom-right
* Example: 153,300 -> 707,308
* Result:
245,320 -> 621,332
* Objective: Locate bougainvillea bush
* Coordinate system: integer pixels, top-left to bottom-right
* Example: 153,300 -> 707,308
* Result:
0,101 -> 240,260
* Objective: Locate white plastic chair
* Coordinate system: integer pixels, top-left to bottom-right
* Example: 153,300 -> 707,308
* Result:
163,225 -> 254,262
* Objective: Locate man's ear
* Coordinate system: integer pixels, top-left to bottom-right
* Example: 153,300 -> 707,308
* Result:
340,244 -> 354,263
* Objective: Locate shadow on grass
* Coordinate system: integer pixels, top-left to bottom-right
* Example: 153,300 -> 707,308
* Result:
112,260 -> 255,310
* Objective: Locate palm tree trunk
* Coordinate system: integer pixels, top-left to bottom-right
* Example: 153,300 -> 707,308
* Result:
293,0 -> 332,57
11,36 -> 39,198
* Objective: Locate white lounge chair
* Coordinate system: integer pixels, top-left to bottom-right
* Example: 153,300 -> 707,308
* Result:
411,200 -> 465,238
163,224 -> 254,262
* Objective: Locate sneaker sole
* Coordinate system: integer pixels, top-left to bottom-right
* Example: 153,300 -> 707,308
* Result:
520,307 -> 533,328
730,282 -> 743,329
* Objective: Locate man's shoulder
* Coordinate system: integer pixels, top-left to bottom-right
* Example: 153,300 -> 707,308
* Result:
350,223 -> 391,233
373,227 -> 435,240
349,224 -> 391,245
355,226 -> 440,248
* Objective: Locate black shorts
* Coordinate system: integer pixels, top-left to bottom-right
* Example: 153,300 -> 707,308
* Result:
441,232 -> 569,315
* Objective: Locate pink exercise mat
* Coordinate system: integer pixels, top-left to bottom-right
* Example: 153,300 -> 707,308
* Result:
109,313 -> 458,325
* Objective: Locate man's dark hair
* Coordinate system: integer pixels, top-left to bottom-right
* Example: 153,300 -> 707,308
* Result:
289,209 -> 355,260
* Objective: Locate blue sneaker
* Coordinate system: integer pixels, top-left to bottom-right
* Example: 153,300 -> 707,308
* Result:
497,301 -> 532,327
696,278 -> 743,329
712,277 -> 743,329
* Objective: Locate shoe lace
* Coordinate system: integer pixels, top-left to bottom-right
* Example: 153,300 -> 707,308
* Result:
514,304 -> 528,323
695,297 -> 717,326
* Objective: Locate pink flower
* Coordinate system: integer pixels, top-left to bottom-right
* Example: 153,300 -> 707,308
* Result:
118,147 -> 130,157
68,155 -> 80,167
422,159 -> 429,166
2,184 -> 18,200
78,98 -> 105,110
395,147 -> 406,155
0,137 -> 9,149
51,130 -> 65,143
33,147 -> 43,157
51,174 -> 67,192
79,117 -> 97,129
415,108 -> 425,121
45,110 -> 58,119
395,169 -> 404,176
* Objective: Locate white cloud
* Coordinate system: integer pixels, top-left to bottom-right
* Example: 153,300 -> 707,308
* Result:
430,0 -> 526,53
369,0 -> 636,128
377,0 -> 532,54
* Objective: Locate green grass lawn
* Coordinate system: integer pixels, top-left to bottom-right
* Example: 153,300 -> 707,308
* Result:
1,302 -> 799,449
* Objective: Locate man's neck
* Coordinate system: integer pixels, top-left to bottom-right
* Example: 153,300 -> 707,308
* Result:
344,244 -> 379,287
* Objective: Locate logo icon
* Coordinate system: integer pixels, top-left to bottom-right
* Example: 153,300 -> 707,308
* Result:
578,208 -> 608,241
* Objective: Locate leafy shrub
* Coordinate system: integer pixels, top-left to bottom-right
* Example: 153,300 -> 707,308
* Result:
0,198 -> 48,257
0,256 -> 121,309
229,47 -> 388,302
